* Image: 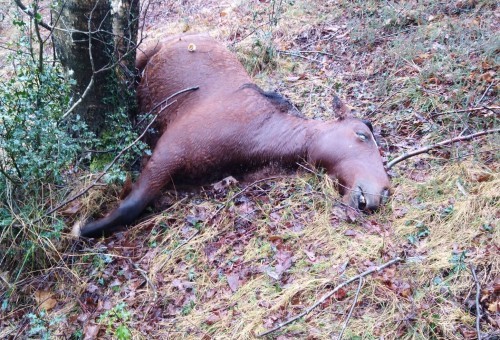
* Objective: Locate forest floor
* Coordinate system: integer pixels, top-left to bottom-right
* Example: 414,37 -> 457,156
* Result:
1,0 -> 499,339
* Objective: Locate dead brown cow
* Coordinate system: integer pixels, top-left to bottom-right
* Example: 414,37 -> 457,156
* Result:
78,33 -> 390,238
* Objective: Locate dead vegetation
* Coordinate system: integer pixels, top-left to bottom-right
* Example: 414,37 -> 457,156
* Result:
1,0 -> 499,339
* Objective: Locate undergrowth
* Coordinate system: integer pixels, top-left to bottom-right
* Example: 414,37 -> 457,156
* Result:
0,8 -> 143,320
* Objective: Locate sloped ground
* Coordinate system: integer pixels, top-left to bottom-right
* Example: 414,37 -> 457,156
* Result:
1,0 -> 499,339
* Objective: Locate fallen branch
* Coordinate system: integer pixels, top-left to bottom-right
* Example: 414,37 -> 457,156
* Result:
257,257 -> 403,337
431,106 -> 499,117
130,260 -> 158,301
277,50 -> 318,63
470,264 -> 482,340
476,83 -> 497,106
337,277 -> 364,340
42,86 -> 199,219
386,129 -> 500,170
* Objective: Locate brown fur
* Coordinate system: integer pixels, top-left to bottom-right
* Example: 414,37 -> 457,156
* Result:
80,33 -> 390,238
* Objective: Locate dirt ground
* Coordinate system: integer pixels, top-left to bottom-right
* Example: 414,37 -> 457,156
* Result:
0,0 -> 499,339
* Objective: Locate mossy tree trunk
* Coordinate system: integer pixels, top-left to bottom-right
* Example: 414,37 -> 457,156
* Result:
52,0 -> 139,137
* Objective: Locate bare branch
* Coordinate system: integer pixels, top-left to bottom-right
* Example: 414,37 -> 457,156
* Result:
257,257 -> 403,337
476,83 -> 497,106
470,264 -> 482,340
337,277 -> 364,340
431,106 -> 499,117
13,0 -> 53,31
60,77 -> 95,120
386,129 -> 500,170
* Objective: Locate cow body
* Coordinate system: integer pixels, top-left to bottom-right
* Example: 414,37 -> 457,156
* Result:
79,34 -> 390,238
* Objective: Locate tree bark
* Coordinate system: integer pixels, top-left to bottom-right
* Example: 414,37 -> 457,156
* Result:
52,0 -> 139,136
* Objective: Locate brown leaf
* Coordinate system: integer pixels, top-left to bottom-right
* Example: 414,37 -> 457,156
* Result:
286,76 -> 300,82
427,77 -> 441,85
458,326 -> 478,339
205,313 -> 221,325
275,250 -> 293,275
34,290 -> 57,311
344,229 -> 357,237
487,301 -> 498,313
60,200 -> 82,216
333,288 -> 347,300
227,274 -> 240,292
83,323 -> 100,340
480,70 -> 495,83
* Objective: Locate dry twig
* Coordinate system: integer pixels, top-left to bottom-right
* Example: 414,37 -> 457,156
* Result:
257,257 -> 403,337
470,264 -> 482,340
476,83 -> 497,106
431,106 -> 499,117
386,128 -> 500,169
337,277 -> 364,340
13,0 -> 53,30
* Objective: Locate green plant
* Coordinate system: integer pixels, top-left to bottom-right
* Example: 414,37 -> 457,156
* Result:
98,302 -> 132,340
0,11 -> 142,314
235,0 -> 286,73
26,310 -> 65,340
407,221 -> 430,245
449,250 -> 468,274
0,43 -> 90,185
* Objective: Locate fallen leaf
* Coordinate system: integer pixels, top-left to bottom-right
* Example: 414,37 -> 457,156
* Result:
344,229 -> 357,237
60,200 -> 82,216
286,76 -> 300,82
34,290 -> 57,311
205,313 -> 221,325
213,176 -> 238,191
84,323 -> 100,340
227,274 -> 240,292
333,287 -> 347,300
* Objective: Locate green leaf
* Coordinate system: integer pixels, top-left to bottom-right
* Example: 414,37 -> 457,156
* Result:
115,325 -> 131,340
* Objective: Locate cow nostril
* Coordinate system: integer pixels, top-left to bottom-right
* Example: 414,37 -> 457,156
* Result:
358,191 -> 367,210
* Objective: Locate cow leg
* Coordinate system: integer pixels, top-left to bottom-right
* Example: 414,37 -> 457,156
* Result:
79,140 -> 184,238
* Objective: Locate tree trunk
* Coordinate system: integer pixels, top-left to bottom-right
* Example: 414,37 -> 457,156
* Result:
52,0 -> 139,136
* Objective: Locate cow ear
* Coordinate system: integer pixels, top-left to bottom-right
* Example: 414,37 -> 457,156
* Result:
332,95 -> 350,120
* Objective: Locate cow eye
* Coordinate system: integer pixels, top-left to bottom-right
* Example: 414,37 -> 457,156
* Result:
356,132 -> 368,142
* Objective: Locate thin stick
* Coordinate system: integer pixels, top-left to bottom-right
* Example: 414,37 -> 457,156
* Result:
60,77 -> 95,120
277,49 -> 337,58
130,261 -> 158,301
42,87 -> 199,218
257,257 -> 402,337
470,264 -> 482,340
366,91 -> 399,117
476,82 -> 496,106
386,128 -> 500,169
211,176 -> 283,218
431,106 -> 499,117
277,50 -> 318,63
13,0 -> 53,30
337,277 -> 364,340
